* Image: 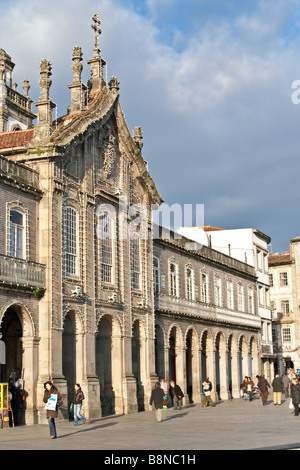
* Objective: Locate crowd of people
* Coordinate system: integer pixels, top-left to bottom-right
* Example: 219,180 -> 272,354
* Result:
4,369 -> 300,434
240,370 -> 300,417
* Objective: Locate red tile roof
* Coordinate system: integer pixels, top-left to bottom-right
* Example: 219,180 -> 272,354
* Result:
268,251 -> 293,266
0,129 -> 34,150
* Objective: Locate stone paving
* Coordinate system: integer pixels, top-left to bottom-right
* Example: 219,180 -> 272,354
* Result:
0,395 -> 299,452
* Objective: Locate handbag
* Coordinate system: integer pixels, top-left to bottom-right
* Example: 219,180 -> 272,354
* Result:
69,402 -> 74,413
289,399 -> 294,410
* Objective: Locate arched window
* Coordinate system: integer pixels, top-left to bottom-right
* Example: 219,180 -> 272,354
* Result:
238,283 -> 244,312
248,287 -> 254,314
170,261 -> 179,297
201,271 -> 208,303
227,279 -> 234,309
186,266 -> 194,301
9,209 -> 25,259
99,212 -> 114,284
153,256 -> 160,293
64,206 -> 78,276
214,275 -> 222,307
130,238 -> 141,290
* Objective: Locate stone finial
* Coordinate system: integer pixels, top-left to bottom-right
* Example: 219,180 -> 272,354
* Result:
133,126 -> 143,151
33,58 -> 56,142
68,46 -> 87,113
22,78 -> 30,97
38,59 -> 52,100
109,76 -> 119,95
71,46 -> 83,82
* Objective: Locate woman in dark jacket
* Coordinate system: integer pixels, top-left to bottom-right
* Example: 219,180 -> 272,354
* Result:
73,384 -> 86,426
290,378 -> 300,416
43,381 -> 62,438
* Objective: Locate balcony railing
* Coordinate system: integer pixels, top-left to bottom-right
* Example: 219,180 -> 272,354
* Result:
155,293 -> 261,330
0,254 -> 46,291
0,155 -> 40,190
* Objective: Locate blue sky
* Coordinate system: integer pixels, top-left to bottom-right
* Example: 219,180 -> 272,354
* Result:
1,0 -> 300,253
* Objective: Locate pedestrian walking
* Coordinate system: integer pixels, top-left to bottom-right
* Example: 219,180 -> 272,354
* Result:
150,382 -> 165,422
10,381 -> 23,425
242,376 -> 249,400
170,380 -> 184,410
202,378 -> 214,407
43,381 -> 62,439
257,375 -> 270,406
73,384 -> 87,426
290,378 -> 300,416
282,374 -> 290,399
272,374 -> 283,406
160,378 -> 168,409
245,377 -> 255,402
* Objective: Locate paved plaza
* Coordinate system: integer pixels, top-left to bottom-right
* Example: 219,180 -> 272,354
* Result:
0,395 -> 299,452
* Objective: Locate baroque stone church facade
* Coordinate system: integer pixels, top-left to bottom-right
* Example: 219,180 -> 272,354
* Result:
0,15 -> 261,424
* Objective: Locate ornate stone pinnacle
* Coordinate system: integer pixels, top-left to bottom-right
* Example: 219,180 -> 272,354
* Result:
91,13 -> 102,55
133,126 -> 143,150
71,46 -> 83,83
109,76 -> 119,94
38,59 -> 52,100
22,78 -> 30,97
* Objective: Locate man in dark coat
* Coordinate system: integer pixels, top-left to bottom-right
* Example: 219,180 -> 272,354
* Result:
258,375 -> 270,406
271,374 -> 283,405
290,378 -> 300,416
150,382 -> 164,422
170,380 -> 184,410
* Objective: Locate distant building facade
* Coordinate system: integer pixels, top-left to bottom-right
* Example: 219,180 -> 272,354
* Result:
269,237 -> 300,374
178,226 -> 274,381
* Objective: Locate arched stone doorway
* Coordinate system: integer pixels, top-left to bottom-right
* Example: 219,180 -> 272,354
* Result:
155,324 -> 165,380
249,336 -> 260,379
215,331 -> 228,400
185,328 -> 200,404
62,311 -> 80,409
96,314 -> 123,416
0,307 -> 22,382
239,335 -> 249,383
0,303 -> 38,424
132,320 -> 144,411
201,330 -> 214,381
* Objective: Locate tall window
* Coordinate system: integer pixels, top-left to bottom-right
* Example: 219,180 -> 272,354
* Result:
248,287 -> 254,314
130,238 -> 140,290
280,272 -> 288,286
238,283 -> 244,311
9,209 -> 25,259
281,300 -> 290,316
64,206 -> 78,275
99,213 -> 114,284
170,262 -> 178,297
214,275 -> 222,307
227,280 -> 233,309
186,267 -> 194,301
269,274 -> 273,287
201,272 -> 208,303
282,328 -> 291,342
153,256 -> 160,293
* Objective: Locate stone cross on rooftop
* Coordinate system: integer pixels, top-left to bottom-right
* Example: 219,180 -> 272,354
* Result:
91,13 -> 102,56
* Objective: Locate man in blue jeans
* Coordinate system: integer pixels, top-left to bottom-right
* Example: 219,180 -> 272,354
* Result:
73,384 -> 87,426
